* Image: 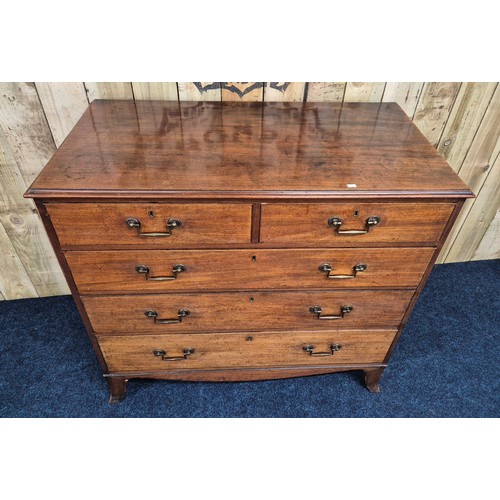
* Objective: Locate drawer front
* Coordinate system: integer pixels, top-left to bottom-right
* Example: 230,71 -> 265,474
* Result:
47,203 -> 252,248
68,247 -> 433,294
98,330 -> 397,372
83,290 -> 413,334
260,202 -> 455,246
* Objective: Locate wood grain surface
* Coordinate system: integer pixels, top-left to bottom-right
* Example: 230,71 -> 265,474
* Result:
35,82 -> 89,148
131,82 -> 178,101
260,202 -> 455,245
19,94 -> 475,398
412,82 -> 462,147
98,329 -> 397,372
437,82 -> 497,171
47,202 -> 253,248
66,247 -> 434,294
25,100 -> 472,199
0,85 -> 69,296
382,82 -> 424,118
82,289 -> 414,334
0,82 -> 56,185
472,210 -> 500,260
0,82 -> 492,300
438,85 -> 500,262
306,83 -> 346,102
84,82 -> 134,102
344,83 -> 386,102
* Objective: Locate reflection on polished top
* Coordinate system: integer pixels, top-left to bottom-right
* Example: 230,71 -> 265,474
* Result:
26,100 -> 473,199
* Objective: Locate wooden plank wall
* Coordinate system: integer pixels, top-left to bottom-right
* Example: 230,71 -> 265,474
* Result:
0,82 -> 498,300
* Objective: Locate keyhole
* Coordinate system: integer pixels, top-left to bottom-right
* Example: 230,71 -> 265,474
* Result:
252,255 -> 257,262
353,210 -> 359,217
149,210 -> 155,218
249,297 -> 254,302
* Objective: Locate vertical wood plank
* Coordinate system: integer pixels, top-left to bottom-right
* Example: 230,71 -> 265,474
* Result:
305,82 -> 346,102
131,82 -> 178,100
444,154 -> 500,262
412,82 -> 461,146
0,128 -> 68,297
0,83 -> 68,297
344,82 -> 385,102
471,209 -> 500,261
222,82 -> 264,101
0,82 -> 56,185
84,82 -> 134,102
0,220 -> 37,299
35,82 -> 89,147
8,207 -> 71,297
0,130 -> 33,214
1,80 -> 499,300
177,82 -> 221,101
437,82 -> 498,171
0,137 -> 38,300
456,85 -> 500,191
264,83 -> 305,102
438,86 -> 500,262
382,82 -> 424,118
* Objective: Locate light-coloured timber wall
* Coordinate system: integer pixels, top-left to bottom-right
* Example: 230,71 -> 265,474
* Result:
0,82 -> 499,300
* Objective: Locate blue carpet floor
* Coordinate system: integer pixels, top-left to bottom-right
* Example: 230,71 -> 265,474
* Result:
1,260 -> 498,417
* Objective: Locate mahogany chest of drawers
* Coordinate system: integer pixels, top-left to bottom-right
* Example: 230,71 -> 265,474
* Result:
25,100 -> 473,402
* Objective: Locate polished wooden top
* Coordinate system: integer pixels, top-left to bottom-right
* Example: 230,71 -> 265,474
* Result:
26,100 -> 473,199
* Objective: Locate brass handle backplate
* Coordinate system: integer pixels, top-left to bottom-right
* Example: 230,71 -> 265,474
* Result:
145,308 -> 190,324
136,264 -> 186,281
319,263 -> 367,279
309,305 -> 353,320
153,348 -> 194,361
328,216 -> 380,235
303,344 -> 342,356
126,217 -> 182,237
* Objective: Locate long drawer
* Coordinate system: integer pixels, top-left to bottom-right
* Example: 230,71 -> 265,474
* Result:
68,247 -> 434,293
260,202 -> 455,246
83,290 -> 414,334
98,330 -> 397,372
47,203 -> 253,248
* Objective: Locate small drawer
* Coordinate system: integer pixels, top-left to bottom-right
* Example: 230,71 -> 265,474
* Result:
67,247 -> 434,294
260,202 -> 455,246
97,330 -> 397,372
83,290 -> 414,334
47,203 -> 252,248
